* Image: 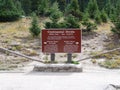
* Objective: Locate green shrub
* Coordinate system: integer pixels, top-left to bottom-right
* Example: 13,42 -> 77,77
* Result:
95,13 -> 102,24
29,13 -> 41,37
64,14 -> 80,28
111,21 -> 120,37
101,10 -> 108,23
45,2 -> 63,28
0,0 -> 22,22
71,61 -> 79,64
82,21 -> 97,32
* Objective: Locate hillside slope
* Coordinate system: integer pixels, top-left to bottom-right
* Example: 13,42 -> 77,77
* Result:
0,17 -> 120,70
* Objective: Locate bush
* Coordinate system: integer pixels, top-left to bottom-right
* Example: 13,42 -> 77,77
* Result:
82,21 -> 97,32
65,0 -> 82,20
45,22 -> 60,28
0,11 -> 21,22
45,22 -> 51,29
29,13 -> 41,37
82,11 -> 89,21
50,11 -> 62,23
64,14 -> 80,28
0,0 -> 22,22
111,21 -> 120,37
101,10 -> 108,23
95,12 -> 102,24
45,2 -> 63,29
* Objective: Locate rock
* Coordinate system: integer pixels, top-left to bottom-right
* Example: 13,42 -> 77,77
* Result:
33,64 -> 83,72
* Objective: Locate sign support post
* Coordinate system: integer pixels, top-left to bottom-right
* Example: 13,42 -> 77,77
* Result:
51,53 -> 55,63
67,53 -> 72,63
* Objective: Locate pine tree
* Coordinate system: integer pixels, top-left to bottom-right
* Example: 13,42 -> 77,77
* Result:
95,11 -> 102,24
101,9 -> 108,23
0,0 -> 22,21
111,0 -> 120,37
97,0 -> 106,10
111,17 -> 120,37
104,0 -> 113,18
57,0 -> 66,11
15,0 -> 24,15
64,14 -> 80,28
78,0 -> 89,12
29,13 -> 41,37
45,2 -> 63,28
65,0 -> 82,20
38,0 -> 50,16
116,0 -> 120,16
110,0 -> 120,22
31,0 -> 41,12
82,10 -> 89,21
86,0 -> 100,19
20,0 -> 31,15
50,2 -> 62,22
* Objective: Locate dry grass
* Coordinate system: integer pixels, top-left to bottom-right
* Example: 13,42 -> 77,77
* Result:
97,22 -> 113,34
0,17 -> 46,70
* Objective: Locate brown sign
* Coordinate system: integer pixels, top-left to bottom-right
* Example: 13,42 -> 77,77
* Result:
42,29 -> 81,53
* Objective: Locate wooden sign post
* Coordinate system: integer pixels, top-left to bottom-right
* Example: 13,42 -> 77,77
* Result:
42,29 -> 81,63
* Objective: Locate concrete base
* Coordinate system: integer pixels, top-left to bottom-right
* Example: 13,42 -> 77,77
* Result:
33,64 -> 82,72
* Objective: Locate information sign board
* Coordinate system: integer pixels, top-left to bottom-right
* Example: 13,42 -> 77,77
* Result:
42,29 -> 81,53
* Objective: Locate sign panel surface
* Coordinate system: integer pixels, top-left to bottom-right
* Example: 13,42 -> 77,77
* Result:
42,29 -> 81,53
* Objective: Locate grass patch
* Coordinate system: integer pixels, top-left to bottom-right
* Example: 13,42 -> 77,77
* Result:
71,61 -> 80,64
99,58 -> 120,69
91,51 -> 120,60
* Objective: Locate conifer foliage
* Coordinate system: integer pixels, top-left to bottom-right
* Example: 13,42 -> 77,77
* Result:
29,13 -> 41,37
0,0 -> 22,22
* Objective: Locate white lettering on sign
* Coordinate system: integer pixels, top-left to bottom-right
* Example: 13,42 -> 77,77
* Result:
47,31 -> 64,34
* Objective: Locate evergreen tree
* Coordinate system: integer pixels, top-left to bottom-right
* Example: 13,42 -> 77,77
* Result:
110,0 -> 120,22
82,10 -> 89,22
111,17 -> 120,37
49,2 -> 61,15
65,0 -> 82,20
95,11 -> 102,24
57,0 -> 66,11
115,0 -> 120,16
29,13 -> 41,37
38,0 -> 50,16
97,0 -> 106,10
104,0 -> 113,17
111,0 -> 120,37
64,14 -> 80,28
100,9 -> 108,23
50,2 -> 62,22
45,2 -> 63,28
15,0 -> 24,15
31,0 -> 41,12
86,0 -> 100,19
20,0 -> 31,15
0,0 -> 22,22
78,0 -> 89,12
